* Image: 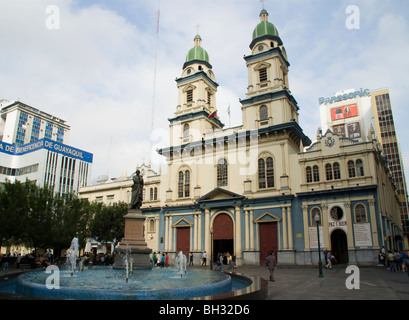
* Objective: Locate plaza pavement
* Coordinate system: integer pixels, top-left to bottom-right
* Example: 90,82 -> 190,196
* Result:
230,263 -> 409,300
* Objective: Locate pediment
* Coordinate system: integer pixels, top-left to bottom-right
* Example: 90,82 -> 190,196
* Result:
172,217 -> 193,228
254,211 -> 281,223
197,188 -> 245,203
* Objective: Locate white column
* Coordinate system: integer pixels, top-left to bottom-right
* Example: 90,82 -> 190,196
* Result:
250,210 -> 255,250
204,209 -> 210,256
235,206 -> 242,260
165,215 -> 169,251
244,210 -> 249,250
287,206 -> 293,250
155,216 -> 160,252
282,207 -> 288,250
194,214 -> 198,251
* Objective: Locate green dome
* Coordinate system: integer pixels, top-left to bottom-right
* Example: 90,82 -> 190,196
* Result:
252,12 -> 279,40
250,9 -> 282,49
185,35 -> 210,63
252,21 -> 279,39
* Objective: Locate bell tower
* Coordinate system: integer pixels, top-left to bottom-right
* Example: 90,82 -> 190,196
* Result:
169,34 -> 223,147
241,9 -> 300,130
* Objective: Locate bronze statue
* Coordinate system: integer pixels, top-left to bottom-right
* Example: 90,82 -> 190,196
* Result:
129,170 -> 144,209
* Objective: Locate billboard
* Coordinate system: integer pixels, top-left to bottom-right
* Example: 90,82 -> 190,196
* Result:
331,104 -> 358,121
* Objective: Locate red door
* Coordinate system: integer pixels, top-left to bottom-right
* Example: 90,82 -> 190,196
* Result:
176,227 -> 190,256
259,222 -> 278,265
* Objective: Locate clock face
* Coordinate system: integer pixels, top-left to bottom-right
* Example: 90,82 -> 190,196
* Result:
330,207 -> 343,220
258,45 -> 264,51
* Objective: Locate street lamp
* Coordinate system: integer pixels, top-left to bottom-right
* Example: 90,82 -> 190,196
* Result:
314,213 -> 324,278
210,227 -> 213,271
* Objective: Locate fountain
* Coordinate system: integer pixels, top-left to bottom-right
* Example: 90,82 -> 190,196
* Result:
68,237 -> 79,276
175,251 -> 187,278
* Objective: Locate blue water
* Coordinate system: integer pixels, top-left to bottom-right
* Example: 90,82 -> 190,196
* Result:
0,267 -> 249,300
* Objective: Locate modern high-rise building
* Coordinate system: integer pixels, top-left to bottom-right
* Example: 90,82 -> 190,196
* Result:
371,89 -> 409,242
0,100 -> 93,195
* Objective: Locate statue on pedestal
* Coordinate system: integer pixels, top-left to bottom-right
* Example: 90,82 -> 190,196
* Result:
129,170 -> 144,210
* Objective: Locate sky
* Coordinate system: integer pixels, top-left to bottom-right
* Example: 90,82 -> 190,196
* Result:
1,0 -> 409,183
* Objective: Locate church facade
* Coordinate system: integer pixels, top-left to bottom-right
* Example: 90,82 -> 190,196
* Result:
79,9 -> 403,266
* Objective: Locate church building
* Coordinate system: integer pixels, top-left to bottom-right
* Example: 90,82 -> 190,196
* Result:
79,9 -> 403,266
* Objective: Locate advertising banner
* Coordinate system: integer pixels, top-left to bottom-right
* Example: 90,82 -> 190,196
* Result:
331,104 -> 358,121
0,138 -> 93,163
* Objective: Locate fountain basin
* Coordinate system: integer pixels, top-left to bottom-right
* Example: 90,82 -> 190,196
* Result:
15,267 -> 233,300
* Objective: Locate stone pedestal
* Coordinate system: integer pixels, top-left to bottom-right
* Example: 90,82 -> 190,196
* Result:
113,209 -> 152,270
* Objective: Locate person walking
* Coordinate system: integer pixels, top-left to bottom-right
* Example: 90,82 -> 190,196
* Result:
388,250 -> 396,272
202,251 -> 207,266
266,251 -> 277,282
326,250 -> 332,269
189,252 -> 194,266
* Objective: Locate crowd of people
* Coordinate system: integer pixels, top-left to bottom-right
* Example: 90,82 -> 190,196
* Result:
150,251 -> 236,271
0,250 -> 53,271
0,249 -> 120,272
379,247 -> 409,274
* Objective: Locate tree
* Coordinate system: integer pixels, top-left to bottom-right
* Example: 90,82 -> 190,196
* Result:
0,180 -> 31,250
89,202 -> 127,248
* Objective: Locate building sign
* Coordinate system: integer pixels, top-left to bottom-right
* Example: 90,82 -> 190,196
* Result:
309,226 -> 324,249
353,223 -> 372,247
0,138 -> 93,163
319,88 -> 370,105
331,104 -> 358,121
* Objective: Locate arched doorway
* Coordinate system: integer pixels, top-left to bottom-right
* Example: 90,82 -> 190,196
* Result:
212,213 -> 234,264
331,229 -> 348,264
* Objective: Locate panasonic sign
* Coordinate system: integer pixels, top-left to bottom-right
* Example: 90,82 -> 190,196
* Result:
319,88 -> 370,105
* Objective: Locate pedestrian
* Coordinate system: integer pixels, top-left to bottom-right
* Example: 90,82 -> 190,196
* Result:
160,253 -> 165,268
152,252 -> 157,267
164,253 -> 169,268
404,250 -> 409,277
402,250 -> 407,273
202,251 -> 207,266
2,255 -> 9,272
266,251 -> 277,282
388,250 -> 396,272
379,250 -> 385,266
189,252 -> 194,266
395,250 -> 402,272
326,250 -> 332,269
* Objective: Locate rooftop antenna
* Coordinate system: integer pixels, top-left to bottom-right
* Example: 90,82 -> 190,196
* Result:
260,0 -> 266,9
149,0 -> 161,163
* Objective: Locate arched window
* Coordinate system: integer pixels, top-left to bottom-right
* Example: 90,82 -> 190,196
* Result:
355,204 -> 367,223
326,164 -> 333,181
178,170 -> 190,198
258,156 -> 274,189
154,187 -> 158,200
217,158 -> 228,187
348,160 -> 356,178
184,170 -> 190,197
311,207 -> 321,226
150,188 -> 153,201
183,124 -> 189,141
313,165 -> 320,182
149,219 -> 155,233
333,162 -> 341,180
356,159 -> 364,177
260,105 -> 268,121
306,166 -> 312,183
